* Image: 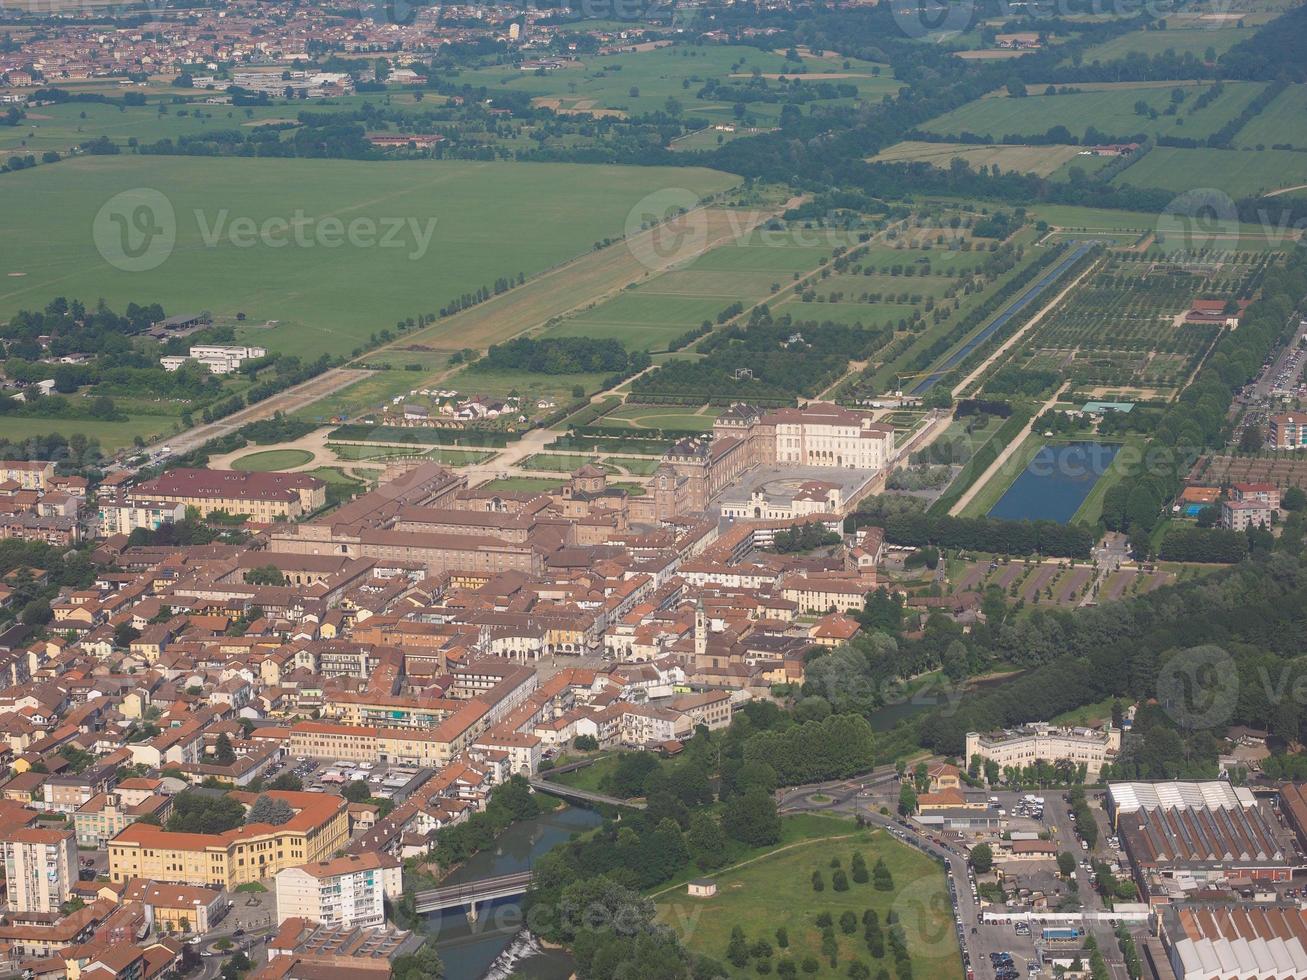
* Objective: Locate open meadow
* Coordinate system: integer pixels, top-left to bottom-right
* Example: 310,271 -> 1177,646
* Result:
920,81 -> 1265,142
0,155 -> 737,360
1114,145 -> 1307,198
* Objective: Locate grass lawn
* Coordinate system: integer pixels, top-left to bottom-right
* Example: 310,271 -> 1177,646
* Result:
920,81 -> 1264,143
1050,696 -> 1117,727
655,819 -> 959,979
0,155 -> 736,360
1236,82 -> 1307,149
230,449 -> 314,472
596,404 -> 720,430
519,453 -> 598,472
0,414 -> 176,453
871,140 -> 1085,177
1113,144 -> 1307,201
424,448 -> 496,466
1077,25 -> 1254,62
478,476 -> 563,493
328,443 -> 424,461
604,455 -> 662,475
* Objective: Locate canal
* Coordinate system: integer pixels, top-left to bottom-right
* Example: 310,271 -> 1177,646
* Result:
987,440 -> 1120,523
426,803 -> 602,979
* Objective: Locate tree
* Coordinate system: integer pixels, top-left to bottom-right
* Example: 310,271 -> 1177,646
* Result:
1058,851 -> 1077,877
727,926 -> 749,967
840,910 -> 858,934
851,851 -> 868,884
970,843 -> 993,874
722,789 -> 780,847
573,734 -> 599,751
873,858 -> 894,891
167,792 -> 245,834
342,779 -> 371,803
269,772 -> 302,791
832,869 -> 850,891
392,943 -> 444,980
812,869 -> 825,892
213,733 -> 236,765
897,783 -> 917,816
113,622 -> 140,648
246,794 -> 294,827
776,926 -> 789,949
687,812 -> 727,870
1285,486 -> 1307,511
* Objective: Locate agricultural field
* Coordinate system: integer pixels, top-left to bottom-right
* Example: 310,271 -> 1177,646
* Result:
541,225 -> 846,352
655,821 -> 959,980
1234,83 -> 1307,148
1076,25 -> 1255,63
293,365 -> 453,425
870,140 -> 1087,177
0,99 -> 313,156
920,81 -> 1265,143
454,43 -> 900,127
1114,145 -> 1307,199
1010,253 -> 1271,395
0,155 -> 737,360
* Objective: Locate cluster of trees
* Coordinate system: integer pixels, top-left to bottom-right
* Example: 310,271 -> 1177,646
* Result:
855,499 -> 1095,558
1157,526 -> 1252,563
481,336 -> 648,376
771,522 -> 842,553
634,308 -> 888,403
742,713 -> 878,786
166,792 -> 246,834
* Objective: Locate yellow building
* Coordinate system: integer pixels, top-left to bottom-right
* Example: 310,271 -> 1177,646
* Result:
108,790 -> 347,889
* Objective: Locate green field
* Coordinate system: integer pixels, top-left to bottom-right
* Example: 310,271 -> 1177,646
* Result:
1235,83 -> 1307,148
230,448 -> 314,471
1077,25 -> 1255,63
921,81 -> 1265,142
595,404 -> 720,430
478,476 -> 564,493
1115,144 -> 1307,199
0,413 -> 175,452
454,43 -> 899,126
519,453 -> 598,472
655,820 -> 959,980
1,100 -> 311,156
0,156 -> 737,360
871,140 -> 1086,177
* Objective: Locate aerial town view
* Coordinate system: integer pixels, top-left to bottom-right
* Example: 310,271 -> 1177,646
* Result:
2,0 -> 1307,976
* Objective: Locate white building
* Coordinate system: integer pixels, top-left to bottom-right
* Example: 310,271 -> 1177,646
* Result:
1,827 -> 77,913
274,852 -> 401,929
161,345 -> 267,375
95,499 -> 187,537
767,404 -> 895,470
966,722 -> 1121,778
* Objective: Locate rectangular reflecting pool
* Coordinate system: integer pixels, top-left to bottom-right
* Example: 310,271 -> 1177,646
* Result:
987,440 -> 1120,524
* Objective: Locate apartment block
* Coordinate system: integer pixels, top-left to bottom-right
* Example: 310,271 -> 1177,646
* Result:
1,827 -> 77,912
274,852 -> 401,929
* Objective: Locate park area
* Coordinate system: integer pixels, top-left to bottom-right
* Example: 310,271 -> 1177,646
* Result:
0,155 -> 737,360
655,818 -> 959,979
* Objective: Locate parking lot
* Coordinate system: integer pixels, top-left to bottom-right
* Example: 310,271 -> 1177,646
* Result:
270,755 -> 430,804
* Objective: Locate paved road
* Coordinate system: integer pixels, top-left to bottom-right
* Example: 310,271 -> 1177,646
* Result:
148,367 -> 370,457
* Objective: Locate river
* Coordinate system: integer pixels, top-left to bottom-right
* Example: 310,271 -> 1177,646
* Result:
426,804 -> 602,980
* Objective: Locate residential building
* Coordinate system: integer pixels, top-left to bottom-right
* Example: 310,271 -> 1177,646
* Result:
128,469 -> 326,520
1269,413 -> 1307,449
1,826 -> 77,912
274,852 -> 401,928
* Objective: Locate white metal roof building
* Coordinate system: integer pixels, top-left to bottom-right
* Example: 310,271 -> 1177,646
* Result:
1107,780 -> 1256,822
1162,904 -> 1307,979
